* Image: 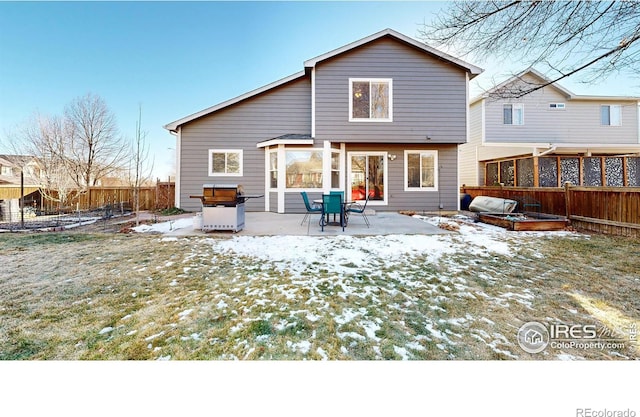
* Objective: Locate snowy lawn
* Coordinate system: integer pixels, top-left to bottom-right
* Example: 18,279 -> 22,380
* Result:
1,215 -> 638,360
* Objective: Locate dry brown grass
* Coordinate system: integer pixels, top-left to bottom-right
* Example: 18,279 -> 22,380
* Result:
1,229 -> 638,360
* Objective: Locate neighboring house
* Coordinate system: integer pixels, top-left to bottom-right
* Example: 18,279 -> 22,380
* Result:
165,29 -> 482,213
461,69 -> 640,187
0,155 -> 42,187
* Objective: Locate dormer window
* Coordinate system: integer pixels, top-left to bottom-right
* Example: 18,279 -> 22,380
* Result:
349,78 -> 392,122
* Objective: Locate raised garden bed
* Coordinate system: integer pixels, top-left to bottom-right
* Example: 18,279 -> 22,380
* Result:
478,211 -> 570,231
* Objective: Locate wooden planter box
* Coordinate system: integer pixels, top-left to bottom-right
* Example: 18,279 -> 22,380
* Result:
478,211 -> 570,231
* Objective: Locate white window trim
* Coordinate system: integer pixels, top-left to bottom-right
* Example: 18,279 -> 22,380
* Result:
208,149 -> 243,177
601,104 -> 622,126
348,78 -> 393,122
404,150 -> 439,192
503,103 -> 524,125
347,151 -> 389,205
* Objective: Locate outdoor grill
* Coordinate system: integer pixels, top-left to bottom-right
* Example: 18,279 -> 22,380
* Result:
190,184 -> 262,232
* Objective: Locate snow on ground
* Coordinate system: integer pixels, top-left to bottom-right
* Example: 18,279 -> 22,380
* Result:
130,213 -> 584,360
132,217 -> 194,233
133,214 -> 577,268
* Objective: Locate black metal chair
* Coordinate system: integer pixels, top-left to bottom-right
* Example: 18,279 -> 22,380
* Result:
346,195 -> 370,227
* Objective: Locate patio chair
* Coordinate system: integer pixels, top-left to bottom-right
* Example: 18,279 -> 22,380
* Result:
300,192 -> 322,226
346,195 -> 370,227
321,193 -> 345,231
330,190 -> 345,200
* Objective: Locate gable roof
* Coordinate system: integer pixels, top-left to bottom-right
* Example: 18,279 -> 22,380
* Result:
0,154 -> 38,168
471,68 -> 640,104
165,28 -> 482,133
164,71 -> 306,133
303,28 -> 483,77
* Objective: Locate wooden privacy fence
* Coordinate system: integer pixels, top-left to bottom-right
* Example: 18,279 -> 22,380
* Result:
3,182 -> 175,213
72,183 -> 175,211
461,185 -> 640,237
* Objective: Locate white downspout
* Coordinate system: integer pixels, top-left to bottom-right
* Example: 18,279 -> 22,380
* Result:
533,146 -> 557,157
174,127 -> 181,209
311,68 -> 316,138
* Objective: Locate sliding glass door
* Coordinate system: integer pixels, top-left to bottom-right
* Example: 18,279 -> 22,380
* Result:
348,153 -> 386,204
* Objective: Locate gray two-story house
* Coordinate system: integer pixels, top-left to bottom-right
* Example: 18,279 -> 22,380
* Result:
165,29 -> 482,213
461,69 -> 640,187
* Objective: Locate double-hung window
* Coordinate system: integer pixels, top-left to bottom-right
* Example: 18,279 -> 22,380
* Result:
503,104 -> 524,125
269,151 -> 278,189
405,150 -> 438,191
208,149 -> 243,176
601,105 -> 621,126
349,78 -> 392,122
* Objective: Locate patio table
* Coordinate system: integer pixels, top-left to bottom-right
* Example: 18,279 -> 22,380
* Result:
314,197 -> 350,230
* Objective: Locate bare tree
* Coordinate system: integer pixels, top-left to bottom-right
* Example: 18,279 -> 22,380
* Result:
420,1 -> 640,97
128,105 -> 154,226
11,114 -> 76,210
64,93 -> 128,189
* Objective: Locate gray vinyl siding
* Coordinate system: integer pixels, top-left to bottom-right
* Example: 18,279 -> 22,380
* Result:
314,37 -> 468,144
459,100 -> 483,186
285,191 -> 323,213
179,76 -> 311,211
281,145 -> 458,213
484,77 -> 639,144
345,143 -> 459,211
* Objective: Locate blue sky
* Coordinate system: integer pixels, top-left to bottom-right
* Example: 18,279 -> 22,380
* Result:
1,1 -> 638,179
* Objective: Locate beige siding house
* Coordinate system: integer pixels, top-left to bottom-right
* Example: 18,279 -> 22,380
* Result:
461,69 -> 640,187
166,29 -> 482,212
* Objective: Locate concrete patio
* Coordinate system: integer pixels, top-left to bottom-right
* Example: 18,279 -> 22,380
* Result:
164,210 -> 452,237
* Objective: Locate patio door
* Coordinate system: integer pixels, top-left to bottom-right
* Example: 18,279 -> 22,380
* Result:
347,152 -> 387,204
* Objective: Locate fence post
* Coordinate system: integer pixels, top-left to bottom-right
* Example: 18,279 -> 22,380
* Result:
564,182 -> 571,219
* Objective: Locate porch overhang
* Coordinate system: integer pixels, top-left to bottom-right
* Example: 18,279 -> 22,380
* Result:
256,134 -> 314,148
478,142 -> 640,161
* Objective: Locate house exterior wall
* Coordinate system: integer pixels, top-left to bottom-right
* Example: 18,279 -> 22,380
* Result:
459,100 -> 483,186
178,76 -> 311,211
282,143 -> 459,212
484,76 -> 639,145
347,143 -> 459,211
172,31 -> 476,213
461,73 -> 640,186
314,37 -> 468,144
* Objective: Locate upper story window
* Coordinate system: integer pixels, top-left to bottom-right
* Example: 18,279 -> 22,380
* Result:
503,104 -> 524,125
349,78 -> 392,122
209,149 -> 243,176
549,103 -> 566,110
1,166 -> 12,176
601,105 -> 621,126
